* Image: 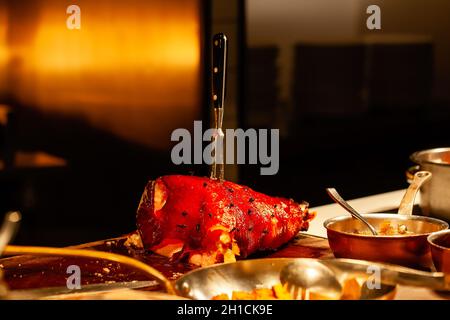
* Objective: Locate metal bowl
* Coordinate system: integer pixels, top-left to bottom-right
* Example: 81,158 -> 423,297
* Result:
428,230 -> 450,273
324,214 -> 449,269
410,147 -> 450,221
175,258 -> 396,300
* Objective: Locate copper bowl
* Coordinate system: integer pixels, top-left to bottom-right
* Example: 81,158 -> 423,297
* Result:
428,230 -> 450,273
324,214 -> 448,269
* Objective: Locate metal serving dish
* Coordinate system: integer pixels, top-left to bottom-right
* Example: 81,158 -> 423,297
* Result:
324,214 -> 448,269
175,258 -> 396,300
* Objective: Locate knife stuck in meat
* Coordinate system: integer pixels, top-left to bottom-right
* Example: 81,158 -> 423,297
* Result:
210,33 -> 227,181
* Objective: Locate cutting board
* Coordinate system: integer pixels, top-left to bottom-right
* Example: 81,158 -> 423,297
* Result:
1,233 -> 448,300
0,233 -> 331,291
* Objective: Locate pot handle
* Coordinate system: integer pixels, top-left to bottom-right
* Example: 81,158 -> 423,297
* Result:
406,165 -> 420,184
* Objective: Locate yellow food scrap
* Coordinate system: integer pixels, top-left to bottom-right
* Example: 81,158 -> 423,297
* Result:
231,241 -> 240,256
189,252 -> 219,267
252,288 -> 277,300
211,278 -> 363,300
272,283 -> 293,300
212,283 -> 294,300
341,277 -> 361,300
231,291 -> 255,300
379,221 -> 396,235
153,242 -> 184,257
223,249 -> 237,263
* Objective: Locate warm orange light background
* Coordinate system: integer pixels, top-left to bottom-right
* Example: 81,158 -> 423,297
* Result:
3,0 -> 202,149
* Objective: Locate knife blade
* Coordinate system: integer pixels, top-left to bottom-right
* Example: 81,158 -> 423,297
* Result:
210,33 -> 227,181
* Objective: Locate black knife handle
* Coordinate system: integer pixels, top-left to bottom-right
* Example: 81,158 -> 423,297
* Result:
212,33 -> 227,109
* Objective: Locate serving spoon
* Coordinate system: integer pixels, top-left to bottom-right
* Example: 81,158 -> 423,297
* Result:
326,188 -> 378,235
280,258 -> 449,300
0,211 -> 22,298
0,211 -> 21,256
280,259 -> 342,299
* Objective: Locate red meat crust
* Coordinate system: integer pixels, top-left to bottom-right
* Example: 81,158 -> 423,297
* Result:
136,175 -> 314,266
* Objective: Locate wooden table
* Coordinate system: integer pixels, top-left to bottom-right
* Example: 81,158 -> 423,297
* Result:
0,233 -> 330,293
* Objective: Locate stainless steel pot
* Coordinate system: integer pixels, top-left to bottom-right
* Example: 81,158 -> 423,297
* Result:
409,147 -> 450,221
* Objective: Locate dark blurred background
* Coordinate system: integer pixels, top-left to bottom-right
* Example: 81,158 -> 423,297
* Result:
240,0 -> 450,210
0,0 -> 449,246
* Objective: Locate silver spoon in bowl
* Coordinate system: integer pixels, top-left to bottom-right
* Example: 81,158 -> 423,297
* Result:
326,188 -> 378,235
